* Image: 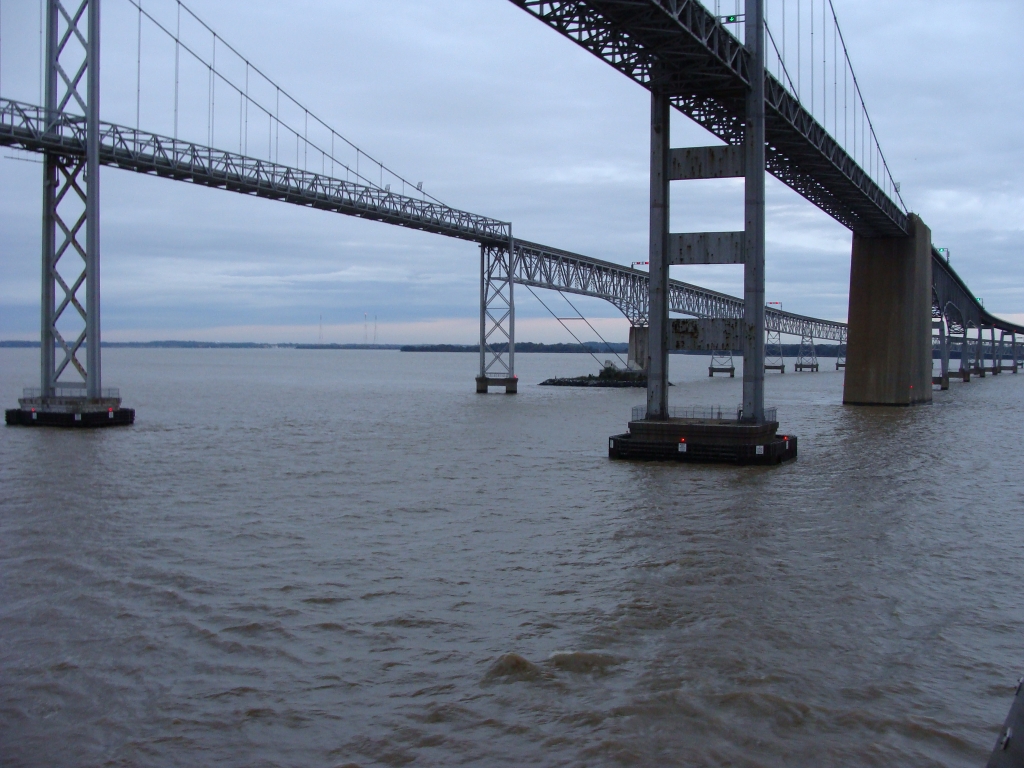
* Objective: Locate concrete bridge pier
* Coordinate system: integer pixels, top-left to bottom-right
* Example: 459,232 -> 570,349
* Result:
628,325 -> 648,371
843,214 -> 933,406
933,316 -> 950,390
987,325 -> 995,376
958,328 -> 971,382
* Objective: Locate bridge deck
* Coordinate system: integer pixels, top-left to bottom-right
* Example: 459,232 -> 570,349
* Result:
0,100 -> 511,245
509,0 -> 908,238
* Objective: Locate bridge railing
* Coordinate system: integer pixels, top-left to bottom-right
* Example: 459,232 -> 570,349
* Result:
0,99 -> 512,245
631,404 -> 778,423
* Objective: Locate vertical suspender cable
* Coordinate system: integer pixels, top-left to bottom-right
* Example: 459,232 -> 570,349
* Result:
782,0 -> 786,90
833,7 -> 837,135
809,0 -> 813,114
211,34 -> 216,146
39,0 -> 43,107
136,0 -> 142,132
173,2 -> 179,139
243,64 -> 248,154
796,0 -> 800,100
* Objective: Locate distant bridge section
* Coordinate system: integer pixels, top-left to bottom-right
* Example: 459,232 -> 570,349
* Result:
933,252 -> 1024,336
0,99 -> 511,245
515,240 -> 848,341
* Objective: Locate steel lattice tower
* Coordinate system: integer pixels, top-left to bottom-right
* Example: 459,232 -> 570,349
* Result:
41,0 -> 102,399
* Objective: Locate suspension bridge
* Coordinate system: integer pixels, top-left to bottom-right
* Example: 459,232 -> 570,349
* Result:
0,0 -> 1021,433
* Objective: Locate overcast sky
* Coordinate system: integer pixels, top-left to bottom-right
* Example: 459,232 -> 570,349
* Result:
0,0 -> 1021,343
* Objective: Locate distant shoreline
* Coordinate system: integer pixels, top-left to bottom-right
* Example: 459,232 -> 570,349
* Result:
0,340 -> 853,356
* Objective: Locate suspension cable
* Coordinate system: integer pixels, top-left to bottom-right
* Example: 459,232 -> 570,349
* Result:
524,285 -> 612,371
557,290 -> 629,368
121,0 -> 445,205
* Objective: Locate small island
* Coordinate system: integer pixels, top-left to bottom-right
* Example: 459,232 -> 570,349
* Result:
540,362 -> 650,388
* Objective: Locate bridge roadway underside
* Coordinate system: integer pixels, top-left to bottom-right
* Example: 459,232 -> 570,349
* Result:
509,0 -> 908,238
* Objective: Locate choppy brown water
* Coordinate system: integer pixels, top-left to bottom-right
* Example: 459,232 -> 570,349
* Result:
2,347 -> 1023,767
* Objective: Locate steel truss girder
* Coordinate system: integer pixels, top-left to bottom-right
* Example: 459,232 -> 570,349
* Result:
512,239 -> 848,342
0,99 -> 511,246
510,0 -> 908,238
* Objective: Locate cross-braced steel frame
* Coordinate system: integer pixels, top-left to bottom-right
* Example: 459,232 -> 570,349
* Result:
39,0 -> 102,400
478,241 -> 517,391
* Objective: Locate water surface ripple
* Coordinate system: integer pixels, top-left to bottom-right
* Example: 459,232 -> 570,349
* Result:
2,348 -> 1022,766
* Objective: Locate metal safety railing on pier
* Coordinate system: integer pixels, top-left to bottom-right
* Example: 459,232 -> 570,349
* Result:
631,404 -> 778,423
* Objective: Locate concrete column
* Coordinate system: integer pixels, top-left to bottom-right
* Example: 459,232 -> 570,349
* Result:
628,325 -> 649,372
742,0 -> 766,423
937,316 -> 949,390
975,327 -> 985,377
1013,334 -> 1019,373
645,90 -> 670,419
843,214 -> 933,405
991,326 -> 998,374
960,328 -> 970,382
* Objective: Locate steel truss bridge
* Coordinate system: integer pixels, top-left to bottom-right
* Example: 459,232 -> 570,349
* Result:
514,239 -> 846,340
0,96 -> 848,347
3,94 -> 1018,386
503,0 -> 1023,378
1,0 -> 1020,411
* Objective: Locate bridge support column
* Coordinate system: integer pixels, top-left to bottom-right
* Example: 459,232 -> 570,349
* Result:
975,327 -> 986,377
476,240 -> 517,394
990,326 -> 999,374
6,0 -> 134,428
958,327 -> 971,382
1014,333 -> 1019,373
741,0 -> 766,422
843,214 -> 933,406
628,325 -> 648,372
644,89 -> 670,418
933,316 -> 949,390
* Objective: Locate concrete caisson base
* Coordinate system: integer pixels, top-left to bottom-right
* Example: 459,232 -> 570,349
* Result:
608,418 -> 797,465
6,407 -> 135,427
475,376 -> 518,394
843,214 -> 933,406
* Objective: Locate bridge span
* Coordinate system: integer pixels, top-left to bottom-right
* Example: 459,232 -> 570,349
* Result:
506,0 -> 1023,415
